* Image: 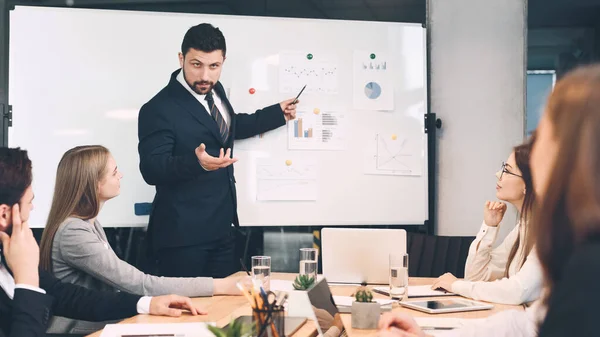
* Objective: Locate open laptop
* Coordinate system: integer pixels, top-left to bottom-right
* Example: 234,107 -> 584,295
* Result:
322,228 -> 407,285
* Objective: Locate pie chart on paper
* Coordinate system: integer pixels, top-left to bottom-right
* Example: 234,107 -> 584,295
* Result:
364,82 -> 382,99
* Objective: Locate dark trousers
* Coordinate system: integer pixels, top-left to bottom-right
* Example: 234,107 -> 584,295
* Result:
156,230 -> 236,278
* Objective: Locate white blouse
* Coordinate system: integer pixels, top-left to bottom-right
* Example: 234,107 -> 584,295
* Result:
443,300 -> 545,337
451,221 -> 543,305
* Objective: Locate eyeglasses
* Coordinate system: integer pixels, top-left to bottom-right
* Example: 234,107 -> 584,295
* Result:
499,162 -> 522,180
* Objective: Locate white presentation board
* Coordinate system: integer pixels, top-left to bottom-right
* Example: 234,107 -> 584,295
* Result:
9,6 -> 428,227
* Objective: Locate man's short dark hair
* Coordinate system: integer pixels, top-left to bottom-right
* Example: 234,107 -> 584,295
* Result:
0,147 -> 32,206
181,23 -> 226,57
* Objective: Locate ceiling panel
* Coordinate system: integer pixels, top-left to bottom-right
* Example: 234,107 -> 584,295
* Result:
11,0 -> 426,23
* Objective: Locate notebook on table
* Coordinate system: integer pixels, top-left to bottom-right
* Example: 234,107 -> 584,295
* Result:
373,285 -> 455,299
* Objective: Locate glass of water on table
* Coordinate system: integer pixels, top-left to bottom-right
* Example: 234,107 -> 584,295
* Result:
299,248 -> 318,281
251,256 -> 271,290
389,253 -> 409,300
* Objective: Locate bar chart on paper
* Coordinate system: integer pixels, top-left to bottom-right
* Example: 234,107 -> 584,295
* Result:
288,110 -> 346,150
353,51 -> 394,111
364,133 -> 423,176
256,159 -> 318,201
293,117 -> 314,138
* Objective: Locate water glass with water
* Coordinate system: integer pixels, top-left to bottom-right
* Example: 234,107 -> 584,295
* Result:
389,253 -> 409,300
299,248 -> 318,280
251,256 -> 271,290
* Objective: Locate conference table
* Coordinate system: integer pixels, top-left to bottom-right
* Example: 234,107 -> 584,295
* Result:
87,272 -> 522,337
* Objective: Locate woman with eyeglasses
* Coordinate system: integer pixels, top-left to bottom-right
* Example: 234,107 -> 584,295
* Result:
377,63 -> 600,337
430,139 -> 543,305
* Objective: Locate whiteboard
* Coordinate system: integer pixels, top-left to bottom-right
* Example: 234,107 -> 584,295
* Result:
9,6 -> 428,228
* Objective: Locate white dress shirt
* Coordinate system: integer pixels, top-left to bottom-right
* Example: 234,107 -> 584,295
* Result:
442,300 -> 545,337
452,221 -> 543,305
0,252 -> 46,299
176,69 -> 232,174
0,250 -> 152,313
176,70 -> 230,126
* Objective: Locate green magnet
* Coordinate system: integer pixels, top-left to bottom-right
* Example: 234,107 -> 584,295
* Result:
370,53 -> 376,59
307,53 -> 313,60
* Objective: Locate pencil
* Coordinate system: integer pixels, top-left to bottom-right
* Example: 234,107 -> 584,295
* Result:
236,283 -> 256,309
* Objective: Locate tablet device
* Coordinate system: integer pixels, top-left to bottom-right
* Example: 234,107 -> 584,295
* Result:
399,299 -> 493,314
307,278 -> 347,337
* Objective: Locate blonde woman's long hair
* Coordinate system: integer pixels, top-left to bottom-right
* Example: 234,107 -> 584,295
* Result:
39,145 -> 110,272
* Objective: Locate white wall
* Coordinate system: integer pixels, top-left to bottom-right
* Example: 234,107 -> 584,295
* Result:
431,0 -> 527,237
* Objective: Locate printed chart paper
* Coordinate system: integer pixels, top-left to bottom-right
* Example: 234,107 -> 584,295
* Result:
353,50 -> 394,110
256,158 -> 318,201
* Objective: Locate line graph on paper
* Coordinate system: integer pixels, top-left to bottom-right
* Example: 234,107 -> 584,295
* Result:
365,133 -> 423,176
257,164 -> 317,180
256,159 -> 318,200
279,52 -> 339,94
257,180 -> 317,201
279,64 -> 338,94
376,136 -> 411,171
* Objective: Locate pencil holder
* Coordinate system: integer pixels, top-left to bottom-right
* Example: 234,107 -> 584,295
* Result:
252,306 -> 285,337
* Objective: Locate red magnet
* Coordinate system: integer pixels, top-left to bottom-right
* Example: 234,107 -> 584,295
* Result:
249,88 -> 256,94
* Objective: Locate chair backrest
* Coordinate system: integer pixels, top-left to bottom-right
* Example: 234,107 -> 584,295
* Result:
407,232 -> 475,278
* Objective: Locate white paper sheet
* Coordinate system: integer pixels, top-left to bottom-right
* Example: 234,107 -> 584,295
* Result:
270,279 -> 295,292
374,285 -> 454,298
279,52 -> 339,94
100,323 -> 214,337
414,317 -> 483,336
353,50 -> 394,110
332,295 -> 395,307
256,159 -> 318,201
287,110 -> 346,150
364,133 -> 423,176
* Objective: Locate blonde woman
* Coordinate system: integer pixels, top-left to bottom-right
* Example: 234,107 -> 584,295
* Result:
432,141 -> 543,305
39,145 -> 246,334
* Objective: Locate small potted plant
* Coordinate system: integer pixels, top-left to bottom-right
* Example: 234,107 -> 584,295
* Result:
293,274 -> 316,290
207,318 -> 254,337
287,275 -> 317,318
351,287 -> 380,329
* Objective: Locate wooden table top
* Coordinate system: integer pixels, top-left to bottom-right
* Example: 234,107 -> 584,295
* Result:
87,272 -> 522,337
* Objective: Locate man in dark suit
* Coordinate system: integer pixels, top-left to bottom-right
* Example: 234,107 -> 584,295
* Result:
0,147 -> 205,337
138,23 -> 298,278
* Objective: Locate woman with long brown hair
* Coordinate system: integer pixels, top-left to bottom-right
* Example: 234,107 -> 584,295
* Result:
528,64 -> 600,336
377,64 -> 600,337
39,145 -> 247,334
431,141 -> 542,305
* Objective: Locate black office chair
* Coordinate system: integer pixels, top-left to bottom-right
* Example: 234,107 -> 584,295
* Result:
407,232 -> 475,278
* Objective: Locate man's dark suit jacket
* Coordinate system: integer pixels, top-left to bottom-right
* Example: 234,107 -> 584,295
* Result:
0,268 -> 140,337
138,69 -> 286,253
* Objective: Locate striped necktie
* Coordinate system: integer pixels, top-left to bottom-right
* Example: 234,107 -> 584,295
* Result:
205,92 -> 229,143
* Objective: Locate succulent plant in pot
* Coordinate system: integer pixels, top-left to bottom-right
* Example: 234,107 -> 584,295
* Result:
293,274 -> 316,290
207,318 -> 254,337
351,287 -> 380,329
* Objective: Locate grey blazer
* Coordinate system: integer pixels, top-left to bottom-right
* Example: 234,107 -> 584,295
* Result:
47,217 -> 214,334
